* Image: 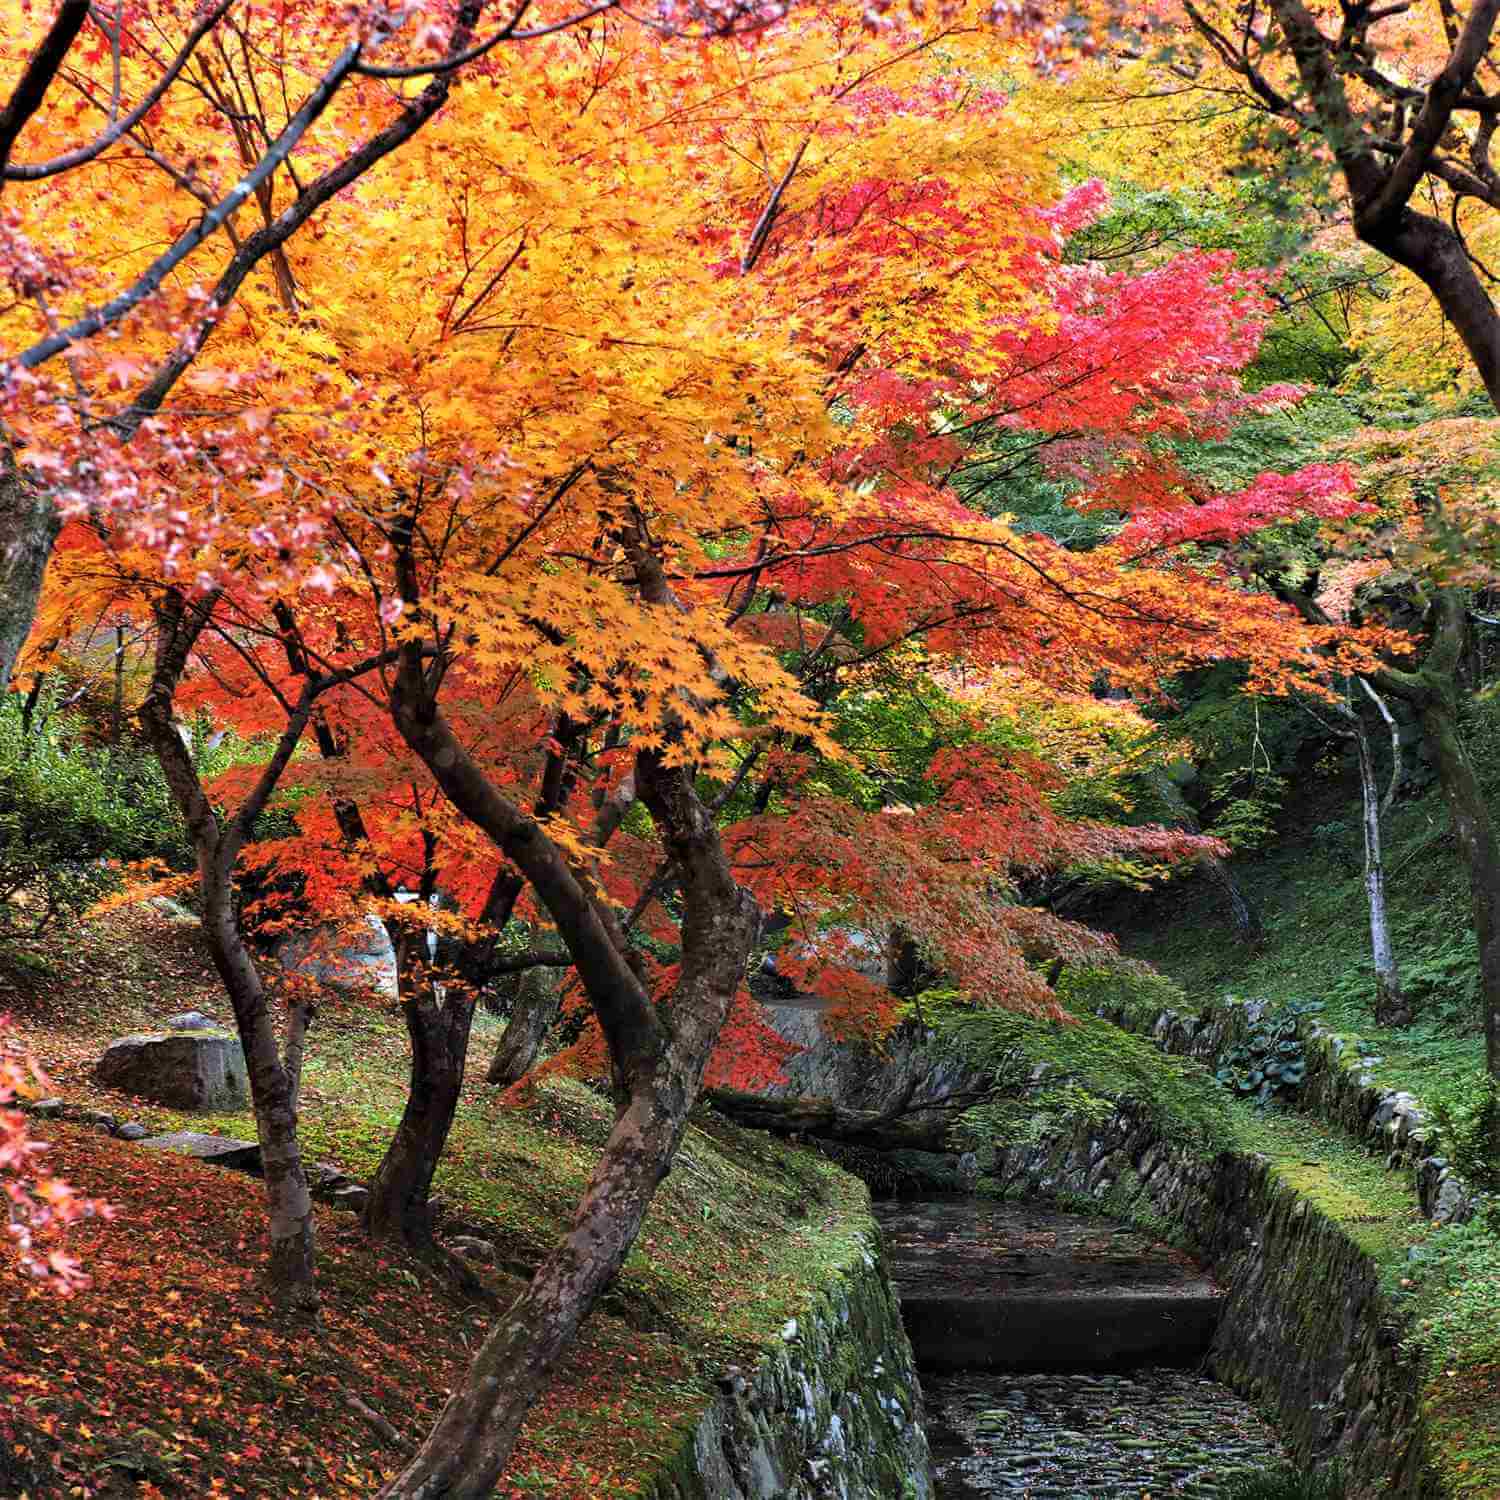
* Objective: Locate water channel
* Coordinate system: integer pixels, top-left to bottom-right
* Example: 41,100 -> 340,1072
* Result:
872,1199 -> 1290,1498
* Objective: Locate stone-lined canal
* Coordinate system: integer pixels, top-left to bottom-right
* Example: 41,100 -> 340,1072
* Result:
873,1199 -> 1289,1498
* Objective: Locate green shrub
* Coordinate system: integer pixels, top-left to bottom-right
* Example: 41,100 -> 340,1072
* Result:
1215,998 -> 1322,1107
0,692 -> 192,946
1221,1467 -> 1344,1500
1427,1068 -> 1500,1194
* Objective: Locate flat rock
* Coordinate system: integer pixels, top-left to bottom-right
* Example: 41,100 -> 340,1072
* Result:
115,1122 -> 149,1141
95,1031 -> 248,1111
448,1235 -> 496,1264
138,1131 -> 261,1173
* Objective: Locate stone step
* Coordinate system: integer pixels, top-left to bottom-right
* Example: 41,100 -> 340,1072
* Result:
875,1198 -> 1224,1373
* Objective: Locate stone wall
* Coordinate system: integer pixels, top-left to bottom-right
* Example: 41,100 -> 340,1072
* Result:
1099,995 -> 1477,1224
648,1235 -> 933,1500
986,1107 -> 1438,1499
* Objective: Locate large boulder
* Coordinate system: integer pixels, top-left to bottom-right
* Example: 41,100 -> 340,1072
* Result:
271,916 -> 397,1001
95,1030 -> 248,1111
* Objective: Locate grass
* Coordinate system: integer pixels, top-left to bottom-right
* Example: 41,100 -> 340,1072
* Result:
0,903 -> 877,1499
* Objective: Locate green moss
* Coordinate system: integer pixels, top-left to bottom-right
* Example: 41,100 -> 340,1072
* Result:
1225,1105 -> 1420,1267
926,982 -> 1235,1156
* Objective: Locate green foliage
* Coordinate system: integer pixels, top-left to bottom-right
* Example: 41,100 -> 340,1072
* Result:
1050,961 -> 1190,1025
926,974 -> 1233,1154
1215,999 -> 1322,1107
1220,1465 -> 1345,1500
1208,769 -> 1289,853
0,692 -> 192,946
1426,1070 -> 1500,1195
1401,1216 -> 1500,1384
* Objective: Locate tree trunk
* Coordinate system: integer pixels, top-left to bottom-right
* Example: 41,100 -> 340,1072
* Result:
139,590 -> 319,1311
486,968 -> 563,1086
376,816 -> 758,1497
1351,706 -> 1410,1026
1418,686 -> 1500,1082
193,856 -> 319,1308
363,945 -> 474,1249
0,451 -> 57,691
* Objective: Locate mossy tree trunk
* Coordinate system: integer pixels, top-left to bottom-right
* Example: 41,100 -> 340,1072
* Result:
1379,592 -> 1500,1086
0,449 -> 57,692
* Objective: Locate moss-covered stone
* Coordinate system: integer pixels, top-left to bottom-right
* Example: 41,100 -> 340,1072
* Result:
647,1229 -> 932,1500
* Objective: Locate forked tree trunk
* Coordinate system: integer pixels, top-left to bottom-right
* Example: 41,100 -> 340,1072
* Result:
0,452 -> 57,691
363,944 -> 475,1248
384,613 -> 761,1494
140,589 -> 320,1311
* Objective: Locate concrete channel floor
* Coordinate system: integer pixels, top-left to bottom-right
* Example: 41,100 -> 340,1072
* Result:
872,1199 -> 1288,1497
872,1198 -> 1225,1373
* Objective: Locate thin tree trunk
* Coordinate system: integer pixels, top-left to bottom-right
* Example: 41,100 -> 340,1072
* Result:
198,876 -> 318,1304
486,968 -> 563,1086
363,945 -> 474,1248
1351,702 -> 1409,1026
139,588 -> 319,1310
0,450 -> 57,691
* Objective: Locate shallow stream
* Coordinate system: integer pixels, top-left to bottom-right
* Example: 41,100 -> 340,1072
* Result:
872,1198 -> 1290,1498
925,1366 -> 1286,1498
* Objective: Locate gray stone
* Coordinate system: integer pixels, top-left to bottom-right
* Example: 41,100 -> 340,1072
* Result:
1432,1172 -> 1470,1224
329,1183 -> 369,1212
654,1240 -> 932,1500
138,1131 -> 261,1173
146,896 -> 199,926
163,1010 -> 218,1031
95,1030 -> 248,1111
447,1235 -> 495,1263
272,917 -> 396,1001
29,1097 -> 64,1118
115,1122 -> 148,1141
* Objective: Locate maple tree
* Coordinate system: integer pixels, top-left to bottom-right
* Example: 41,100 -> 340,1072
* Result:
1,0 -> 826,698
1093,0 -> 1500,406
13,0 -> 1418,1492
1,1026 -> 109,1293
